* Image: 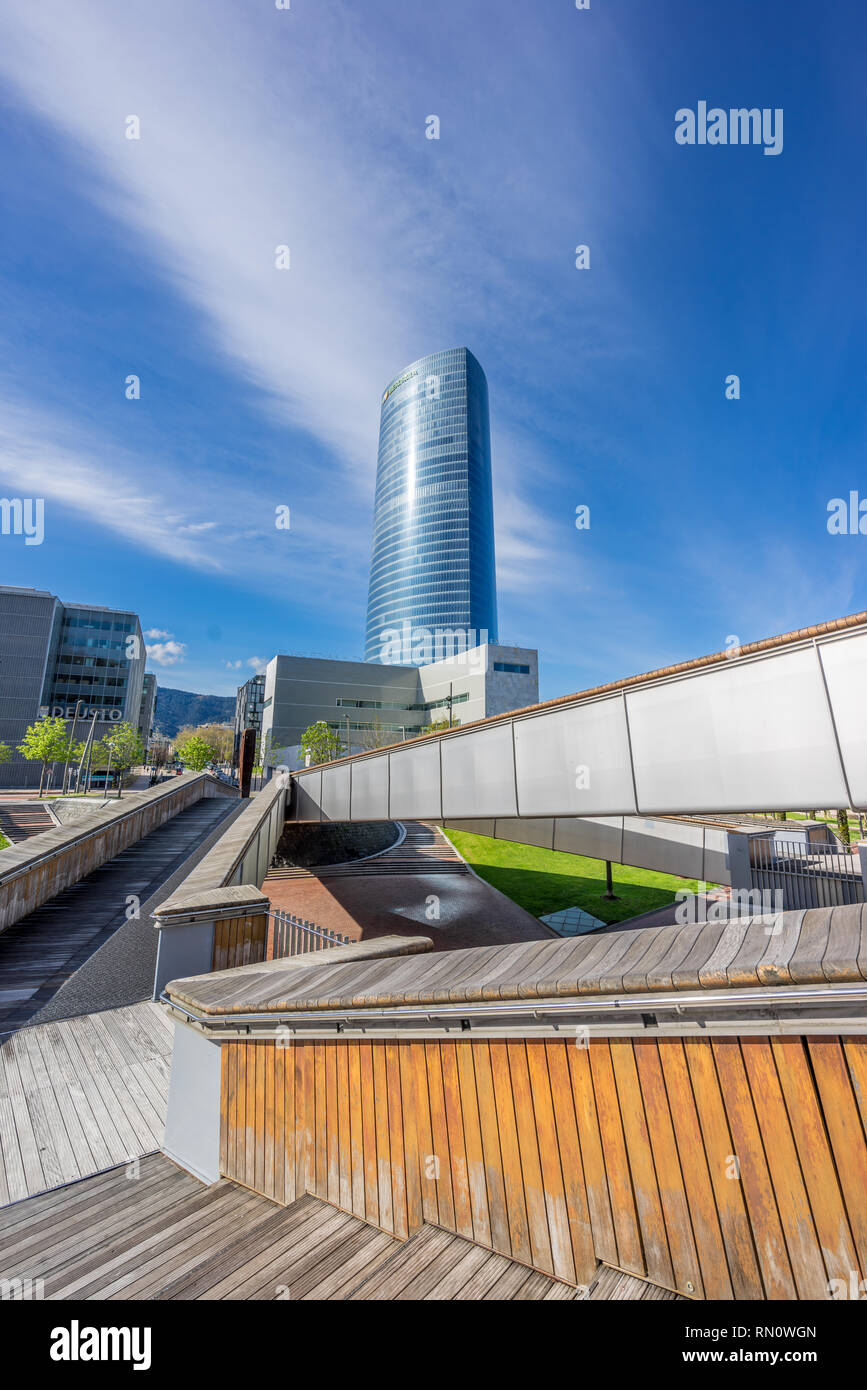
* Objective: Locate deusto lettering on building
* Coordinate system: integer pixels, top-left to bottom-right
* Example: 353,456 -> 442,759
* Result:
41,705 -> 123,721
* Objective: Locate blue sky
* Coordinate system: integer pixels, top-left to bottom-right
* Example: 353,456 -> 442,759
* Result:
0,0 -> 864,699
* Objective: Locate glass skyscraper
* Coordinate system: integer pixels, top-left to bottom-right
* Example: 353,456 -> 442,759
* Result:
364,346 -> 498,664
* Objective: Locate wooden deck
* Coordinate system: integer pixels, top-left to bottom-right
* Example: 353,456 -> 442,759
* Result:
0,1153 -> 679,1299
0,1002 -> 172,1207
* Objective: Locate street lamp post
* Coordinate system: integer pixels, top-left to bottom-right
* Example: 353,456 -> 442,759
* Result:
62,700 -> 84,795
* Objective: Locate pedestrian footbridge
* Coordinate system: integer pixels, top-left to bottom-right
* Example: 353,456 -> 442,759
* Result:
287,612 -> 867,887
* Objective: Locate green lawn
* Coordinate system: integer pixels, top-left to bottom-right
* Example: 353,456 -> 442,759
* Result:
443,828 -> 705,926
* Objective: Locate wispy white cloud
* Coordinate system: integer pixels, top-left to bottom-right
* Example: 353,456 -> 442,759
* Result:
147,639 -> 186,666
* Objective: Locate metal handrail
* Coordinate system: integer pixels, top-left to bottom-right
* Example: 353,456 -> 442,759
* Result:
161,979 -> 867,1032
268,907 -> 352,955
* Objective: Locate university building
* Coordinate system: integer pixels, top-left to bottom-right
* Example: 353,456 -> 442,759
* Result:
0,586 -> 146,789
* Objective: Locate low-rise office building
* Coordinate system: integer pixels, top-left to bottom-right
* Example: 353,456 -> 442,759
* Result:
0,586 -> 145,789
138,672 -> 157,743
233,673 -> 266,764
258,644 -> 538,769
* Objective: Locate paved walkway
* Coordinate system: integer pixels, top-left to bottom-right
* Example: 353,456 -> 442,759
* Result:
0,1002 -> 172,1208
264,822 -> 553,952
0,796 -> 239,1034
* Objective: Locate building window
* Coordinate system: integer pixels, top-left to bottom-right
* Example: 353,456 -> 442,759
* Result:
493,661 -> 530,675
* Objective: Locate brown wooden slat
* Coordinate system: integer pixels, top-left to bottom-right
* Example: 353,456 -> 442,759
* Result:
386,1041 -> 408,1240
440,1042 -> 474,1240
657,1039 -> 734,1300
633,1039 -> 702,1298
710,1038 -> 796,1299
739,1037 -> 828,1299
588,1039 -> 644,1275
507,1039 -> 555,1275
359,1042 -> 379,1227
682,1038 -> 764,1299
325,1043 -> 339,1206
471,1041 -> 511,1258
488,1039 -> 533,1266
525,1041 -> 576,1284
609,1039 -> 674,1290
455,1043 -> 491,1250
372,1043 -> 393,1234
566,1042 -> 618,1267
771,1036 -> 859,1288
346,1043 -> 364,1220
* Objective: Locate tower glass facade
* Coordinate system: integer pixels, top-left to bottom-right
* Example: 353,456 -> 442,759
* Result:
364,347 -> 498,664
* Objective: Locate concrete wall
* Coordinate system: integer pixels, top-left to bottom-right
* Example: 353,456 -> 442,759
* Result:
0,771 -> 225,933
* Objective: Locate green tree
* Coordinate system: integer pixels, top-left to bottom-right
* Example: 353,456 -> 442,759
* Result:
177,734 -> 218,771
176,722 -> 233,764
0,743 -> 11,765
18,716 -> 76,796
299,721 -> 344,766
93,722 -> 144,798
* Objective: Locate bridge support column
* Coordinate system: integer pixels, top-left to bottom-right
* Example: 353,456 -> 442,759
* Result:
152,885 -> 270,1000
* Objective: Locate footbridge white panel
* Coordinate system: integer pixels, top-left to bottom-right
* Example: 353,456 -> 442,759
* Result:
288,614 -> 867,826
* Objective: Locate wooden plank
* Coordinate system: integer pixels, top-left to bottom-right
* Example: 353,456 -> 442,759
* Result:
525,1041 -> 576,1284
398,1041 -> 423,1236
471,1041 -> 511,1259
281,1039 -> 295,1205
336,1042 -> 351,1215
347,1043 -> 365,1220
566,1042 -> 617,1267
272,1042 -> 285,1205
254,1043 -> 266,1198
544,1041 -> 597,1285
423,1042 -> 454,1231
683,1038 -> 764,1299
412,1042 -> 439,1226
808,1037 -> 867,1278
632,1039 -> 702,1298
506,1039 -> 554,1275
325,1042 -> 339,1207
489,1040 -> 532,1266
298,1041 -> 314,1198
657,1039 -> 733,1300
587,1039 -> 644,1275
244,1040 -> 257,1193
219,1040 -> 231,1179
313,1041 -> 327,1199
455,1042 -> 491,1250
372,1043 -> 393,1234
738,1037 -> 828,1299
609,1039 -> 674,1291
385,1042 -> 408,1239
359,1042 -> 379,1227
440,1042 -> 473,1240
771,1036 -> 859,1288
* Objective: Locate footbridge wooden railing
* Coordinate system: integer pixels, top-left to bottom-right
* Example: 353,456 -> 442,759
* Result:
0,770 -> 232,934
161,904 -> 867,1299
